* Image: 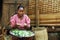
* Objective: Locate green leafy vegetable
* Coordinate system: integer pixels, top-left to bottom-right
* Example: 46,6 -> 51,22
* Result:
10,29 -> 34,37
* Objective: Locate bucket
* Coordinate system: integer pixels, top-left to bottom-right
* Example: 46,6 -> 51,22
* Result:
32,27 -> 48,40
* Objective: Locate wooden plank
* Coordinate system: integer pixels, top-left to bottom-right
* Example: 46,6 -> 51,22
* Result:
40,24 -> 60,26
29,13 -> 60,20
31,24 -> 60,26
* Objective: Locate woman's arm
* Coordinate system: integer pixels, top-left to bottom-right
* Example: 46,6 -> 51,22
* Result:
10,16 -> 16,28
25,15 -> 30,29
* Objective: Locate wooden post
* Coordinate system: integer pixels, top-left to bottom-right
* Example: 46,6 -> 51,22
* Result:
35,0 -> 39,27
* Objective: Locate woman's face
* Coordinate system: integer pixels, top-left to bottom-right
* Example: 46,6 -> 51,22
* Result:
17,9 -> 24,17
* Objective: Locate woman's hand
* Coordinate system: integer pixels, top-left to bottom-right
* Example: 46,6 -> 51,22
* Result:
24,23 -> 27,26
16,23 -> 30,30
24,23 -> 30,30
16,23 -> 21,29
16,23 -> 21,26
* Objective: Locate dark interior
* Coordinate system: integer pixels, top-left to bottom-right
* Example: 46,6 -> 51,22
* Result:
0,0 -> 2,20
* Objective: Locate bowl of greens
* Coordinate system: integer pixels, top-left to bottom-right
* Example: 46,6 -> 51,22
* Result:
10,29 -> 35,37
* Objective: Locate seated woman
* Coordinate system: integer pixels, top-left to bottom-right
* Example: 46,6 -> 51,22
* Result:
10,5 -> 30,30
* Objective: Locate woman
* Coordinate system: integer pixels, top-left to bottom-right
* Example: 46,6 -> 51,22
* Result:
10,5 -> 30,30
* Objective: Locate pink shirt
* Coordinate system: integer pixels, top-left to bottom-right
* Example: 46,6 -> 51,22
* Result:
10,14 -> 30,29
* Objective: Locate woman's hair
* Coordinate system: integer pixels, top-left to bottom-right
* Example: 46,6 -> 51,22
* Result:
17,4 -> 24,10
14,4 -> 24,14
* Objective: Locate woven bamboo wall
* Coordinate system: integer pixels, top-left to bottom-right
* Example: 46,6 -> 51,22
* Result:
39,0 -> 60,25
29,0 -> 60,26
2,0 -> 60,26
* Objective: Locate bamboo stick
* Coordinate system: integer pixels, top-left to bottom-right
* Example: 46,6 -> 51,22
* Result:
35,0 -> 39,27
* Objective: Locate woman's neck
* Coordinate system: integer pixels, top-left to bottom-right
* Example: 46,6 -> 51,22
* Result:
17,14 -> 24,19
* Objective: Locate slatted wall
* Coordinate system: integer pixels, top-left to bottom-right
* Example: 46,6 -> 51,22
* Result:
2,0 -> 60,27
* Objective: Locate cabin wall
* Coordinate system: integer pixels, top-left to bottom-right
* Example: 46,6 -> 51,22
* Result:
2,0 -> 60,26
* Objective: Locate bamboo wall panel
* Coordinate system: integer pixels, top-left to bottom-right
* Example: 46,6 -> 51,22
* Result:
39,0 -> 60,14
2,0 -> 60,26
29,0 -> 35,15
29,13 -> 60,26
2,4 -> 9,26
2,4 -> 17,26
28,0 -> 60,26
